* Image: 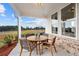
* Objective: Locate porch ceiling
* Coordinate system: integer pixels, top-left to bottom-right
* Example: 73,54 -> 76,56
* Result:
10,3 -> 70,18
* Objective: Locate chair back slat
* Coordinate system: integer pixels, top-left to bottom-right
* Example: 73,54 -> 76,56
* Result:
52,36 -> 56,45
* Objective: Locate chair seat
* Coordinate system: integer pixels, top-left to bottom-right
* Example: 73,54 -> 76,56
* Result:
42,39 -> 53,45
43,42 -> 52,46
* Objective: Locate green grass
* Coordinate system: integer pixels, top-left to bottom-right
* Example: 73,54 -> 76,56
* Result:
22,29 -> 45,35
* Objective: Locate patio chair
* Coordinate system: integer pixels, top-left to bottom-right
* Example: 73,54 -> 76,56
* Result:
19,34 -> 38,56
27,40 -> 38,56
41,36 -> 57,55
19,39 -> 29,56
39,33 -> 49,44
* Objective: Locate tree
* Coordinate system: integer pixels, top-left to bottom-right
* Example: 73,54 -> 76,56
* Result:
0,26 -> 18,32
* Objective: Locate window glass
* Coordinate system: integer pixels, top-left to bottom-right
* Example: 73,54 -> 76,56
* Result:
61,3 -> 76,37
51,13 -> 58,34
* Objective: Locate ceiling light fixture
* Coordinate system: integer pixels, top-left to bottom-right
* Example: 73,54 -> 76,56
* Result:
34,3 -> 43,8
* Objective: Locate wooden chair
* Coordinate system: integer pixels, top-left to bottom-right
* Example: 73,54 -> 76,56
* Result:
27,40 -> 38,56
19,34 -> 38,56
19,39 -> 29,56
41,36 -> 57,55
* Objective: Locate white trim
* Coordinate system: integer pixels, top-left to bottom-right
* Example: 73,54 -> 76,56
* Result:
75,3 -> 77,40
58,10 -> 62,35
47,33 -> 76,40
45,18 -> 52,34
51,33 -> 76,40
18,17 -> 21,39
76,3 -> 79,40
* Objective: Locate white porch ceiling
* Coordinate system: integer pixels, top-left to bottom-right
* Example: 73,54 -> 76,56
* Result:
10,3 -> 70,18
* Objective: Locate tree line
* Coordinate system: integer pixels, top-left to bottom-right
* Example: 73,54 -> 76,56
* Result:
25,27 -> 45,30
0,26 -> 18,32
0,26 -> 45,32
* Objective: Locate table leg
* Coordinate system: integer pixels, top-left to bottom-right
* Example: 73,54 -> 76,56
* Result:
38,41 -> 42,55
36,43 -> 38,54
39,42 -> 41,55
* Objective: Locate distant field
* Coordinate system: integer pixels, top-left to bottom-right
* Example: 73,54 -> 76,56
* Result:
22,29 -> 45,35
0,29 -> 45,40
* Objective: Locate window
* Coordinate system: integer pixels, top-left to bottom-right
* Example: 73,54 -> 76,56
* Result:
51,13 -> 58,34
61,3 -> 76,37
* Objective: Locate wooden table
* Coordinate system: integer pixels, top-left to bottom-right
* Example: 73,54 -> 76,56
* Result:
27,35 -> 48,55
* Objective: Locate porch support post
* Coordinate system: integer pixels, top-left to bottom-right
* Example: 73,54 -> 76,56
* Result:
17,16 -> 21,39
45,18 -> 52,34
58,10 -> 62,35
77,4 -> 79,40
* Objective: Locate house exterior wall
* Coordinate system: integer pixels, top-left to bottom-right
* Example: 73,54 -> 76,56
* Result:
46,3 -> 78,40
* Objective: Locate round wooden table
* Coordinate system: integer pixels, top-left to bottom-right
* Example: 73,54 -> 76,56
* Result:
27,35 -> 47,41
27,35 -> 48,55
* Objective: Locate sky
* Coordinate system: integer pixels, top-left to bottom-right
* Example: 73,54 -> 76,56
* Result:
21,17 -> 48,28
0,3 -> 17,26
0,3 -> 48,28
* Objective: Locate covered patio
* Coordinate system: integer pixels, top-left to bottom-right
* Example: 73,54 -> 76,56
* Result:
8,3 -> 79,56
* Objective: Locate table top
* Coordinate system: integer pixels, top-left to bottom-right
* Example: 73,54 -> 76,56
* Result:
27,35 -> 48,42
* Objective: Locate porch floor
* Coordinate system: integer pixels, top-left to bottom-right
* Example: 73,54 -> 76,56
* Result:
8,39 -> 79,56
